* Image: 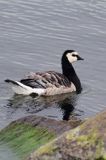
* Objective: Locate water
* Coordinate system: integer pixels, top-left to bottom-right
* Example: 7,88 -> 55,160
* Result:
0,142 -> 20,160
0,0 -> 106,127
0,0 -> 106,159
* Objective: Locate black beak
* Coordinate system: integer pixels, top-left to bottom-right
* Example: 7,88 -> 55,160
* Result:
77,55 -> 84,60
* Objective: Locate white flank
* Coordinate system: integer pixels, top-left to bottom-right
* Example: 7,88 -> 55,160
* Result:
11,81 -> 45,95
6,80 -> 76,96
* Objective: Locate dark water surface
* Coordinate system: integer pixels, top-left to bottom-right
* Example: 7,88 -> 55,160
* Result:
0,0 -> 106,131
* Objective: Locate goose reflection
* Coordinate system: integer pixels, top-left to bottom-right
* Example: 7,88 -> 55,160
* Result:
7,92 -> 83,121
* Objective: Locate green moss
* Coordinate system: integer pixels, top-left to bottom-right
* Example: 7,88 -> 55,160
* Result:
102,154 -> 106,160
66,127 -> 80,140
66,126 -> 105,159
96,157 -> 106,160
77,130 -> 98,143
35,140 -> 57,156
77,131 -> 104,159
0,123 -> 55,159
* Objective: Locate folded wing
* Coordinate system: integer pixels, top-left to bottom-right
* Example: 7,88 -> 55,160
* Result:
21,71 -> 71,89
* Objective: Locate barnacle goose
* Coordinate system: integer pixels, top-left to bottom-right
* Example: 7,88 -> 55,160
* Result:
5,50 -> 84,96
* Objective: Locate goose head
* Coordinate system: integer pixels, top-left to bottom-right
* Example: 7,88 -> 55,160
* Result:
62,50 -> 84,64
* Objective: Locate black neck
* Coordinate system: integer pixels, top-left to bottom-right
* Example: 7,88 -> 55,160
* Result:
62,58 -> 82,93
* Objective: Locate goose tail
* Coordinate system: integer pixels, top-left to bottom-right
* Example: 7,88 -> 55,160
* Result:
5,79 -> 45,96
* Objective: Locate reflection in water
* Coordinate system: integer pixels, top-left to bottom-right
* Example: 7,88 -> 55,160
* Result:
59,98 -> 75,121
7,93 -> 83,121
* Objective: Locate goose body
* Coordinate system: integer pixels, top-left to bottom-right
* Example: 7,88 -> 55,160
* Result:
5,50 -> 84,96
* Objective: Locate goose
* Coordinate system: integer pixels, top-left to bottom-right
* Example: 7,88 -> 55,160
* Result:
5,50 -> 84,96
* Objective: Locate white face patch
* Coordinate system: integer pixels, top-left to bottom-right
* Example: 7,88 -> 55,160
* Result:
66,52 -> 79,63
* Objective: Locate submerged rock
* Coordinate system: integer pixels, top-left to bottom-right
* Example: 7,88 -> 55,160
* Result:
29,111 -> 106,160
0,115 -> 81,159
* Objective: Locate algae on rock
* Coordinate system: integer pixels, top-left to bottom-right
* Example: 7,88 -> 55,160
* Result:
0,121 -> 55,159
0,115 -> 80,160
29,111 -> 106,160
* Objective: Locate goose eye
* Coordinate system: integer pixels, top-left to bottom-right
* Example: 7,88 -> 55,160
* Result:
72,54 -> 76,57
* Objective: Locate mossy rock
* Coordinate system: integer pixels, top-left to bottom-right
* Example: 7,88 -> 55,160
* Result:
0,115 -> 81,159
0,123 -> 55,160
29,111 -> 106,160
